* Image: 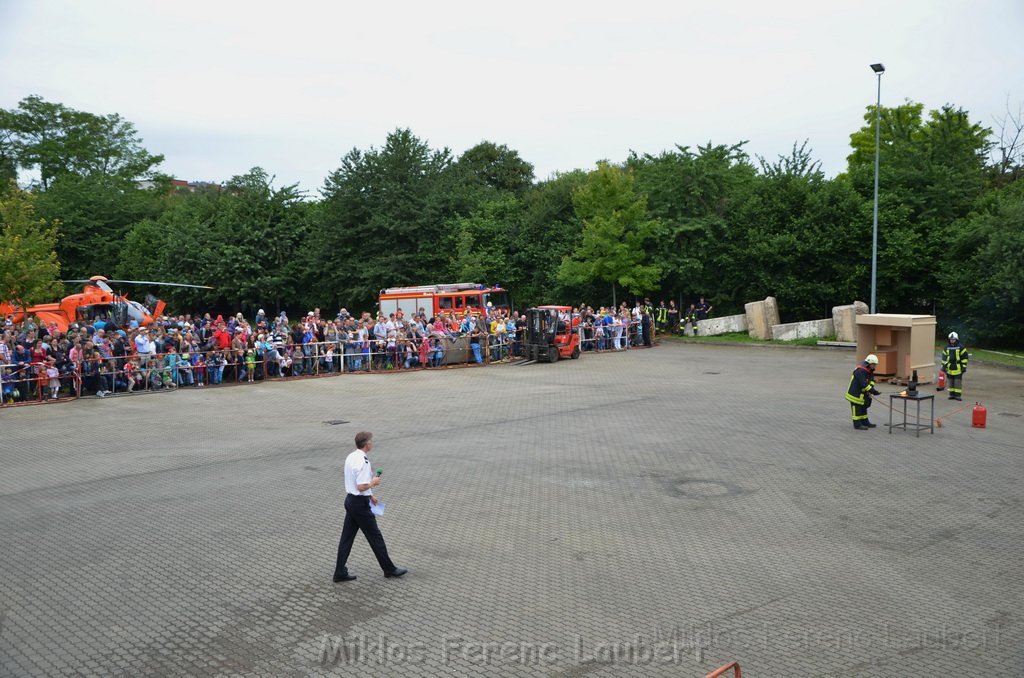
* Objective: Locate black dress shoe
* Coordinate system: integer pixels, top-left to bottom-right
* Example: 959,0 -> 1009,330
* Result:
333,573 -> 357,582
385,567 -> 408,578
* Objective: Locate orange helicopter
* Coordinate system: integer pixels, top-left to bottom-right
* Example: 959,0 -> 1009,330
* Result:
1,276 -> 212,334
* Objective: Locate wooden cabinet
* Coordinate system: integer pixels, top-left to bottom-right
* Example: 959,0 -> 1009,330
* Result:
855,314 -> 936,380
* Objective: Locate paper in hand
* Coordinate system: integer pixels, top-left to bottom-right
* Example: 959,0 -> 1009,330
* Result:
369,500 -> 385,516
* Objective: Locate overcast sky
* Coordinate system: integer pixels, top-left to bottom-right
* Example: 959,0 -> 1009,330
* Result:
3,1 -> 1023,195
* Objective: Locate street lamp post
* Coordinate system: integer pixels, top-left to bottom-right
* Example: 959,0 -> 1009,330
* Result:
869,63 -> 885,314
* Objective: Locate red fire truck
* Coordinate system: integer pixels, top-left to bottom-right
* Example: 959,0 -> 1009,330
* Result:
378,283 -> 512,319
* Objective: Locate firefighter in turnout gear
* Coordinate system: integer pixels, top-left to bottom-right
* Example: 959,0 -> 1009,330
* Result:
845,354 -> 881,430
942,332 -> 968,401
667,301 -> 680,333
682,303 -> 698,336
655,301 -> 668,333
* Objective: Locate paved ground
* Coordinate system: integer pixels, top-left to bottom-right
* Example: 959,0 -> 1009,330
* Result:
1,342 -> 1022,677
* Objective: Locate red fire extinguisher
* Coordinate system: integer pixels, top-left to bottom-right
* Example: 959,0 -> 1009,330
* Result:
972,402 -> 987,429
936,370 -> 946,391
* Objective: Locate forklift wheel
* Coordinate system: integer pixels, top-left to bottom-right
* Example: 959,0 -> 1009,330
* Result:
548,346 -> 559,363
570,345 -> 580,359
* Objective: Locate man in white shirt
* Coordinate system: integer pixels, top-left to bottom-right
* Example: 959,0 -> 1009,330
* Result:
333,431 -> 407,582
134,328 -> 154,356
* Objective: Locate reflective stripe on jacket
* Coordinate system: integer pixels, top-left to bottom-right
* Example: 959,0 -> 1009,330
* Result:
845,364 -> 875,405
942,344 -> 968,376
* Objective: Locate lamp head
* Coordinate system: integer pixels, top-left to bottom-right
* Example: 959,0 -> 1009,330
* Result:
870,63 -> 885,74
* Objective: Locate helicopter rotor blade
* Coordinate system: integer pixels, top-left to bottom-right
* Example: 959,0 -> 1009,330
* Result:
62,279 -> 115,293
104,279 -> 215,289
63,279 -> 214,290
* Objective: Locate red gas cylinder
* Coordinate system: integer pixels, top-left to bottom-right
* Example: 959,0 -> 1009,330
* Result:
972,403 -> 987,428
936,370 -> 946,391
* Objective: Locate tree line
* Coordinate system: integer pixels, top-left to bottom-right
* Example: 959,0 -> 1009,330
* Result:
2,95 -> 1022,347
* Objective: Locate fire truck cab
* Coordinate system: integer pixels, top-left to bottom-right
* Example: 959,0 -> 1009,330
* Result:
379,283 -> 512,319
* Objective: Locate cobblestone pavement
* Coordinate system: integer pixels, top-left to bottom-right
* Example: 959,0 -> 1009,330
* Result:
1,342 -> 1022,677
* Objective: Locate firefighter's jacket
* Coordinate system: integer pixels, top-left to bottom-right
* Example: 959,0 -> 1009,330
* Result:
942,342 -> 969,376
845,363 -> 878,406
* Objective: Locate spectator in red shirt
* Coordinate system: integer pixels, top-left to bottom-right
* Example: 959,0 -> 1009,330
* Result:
213,324 -> 232,351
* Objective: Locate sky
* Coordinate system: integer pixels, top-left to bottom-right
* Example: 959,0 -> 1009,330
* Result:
2,0 -> 1023,195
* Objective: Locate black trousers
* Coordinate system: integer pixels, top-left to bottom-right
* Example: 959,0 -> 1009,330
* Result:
948,374 -> 963,397
334,494 -> 396,576
850,399 -> 871,424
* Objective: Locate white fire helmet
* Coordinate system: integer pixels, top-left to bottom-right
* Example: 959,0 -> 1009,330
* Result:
864,354 -> 879,365
948,331 -> 958,342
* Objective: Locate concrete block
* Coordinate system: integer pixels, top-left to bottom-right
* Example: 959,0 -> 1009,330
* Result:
695,314 -> 747,336
771,318 -> 835,341
832,301 -> 868,342
745,296 -> 780,340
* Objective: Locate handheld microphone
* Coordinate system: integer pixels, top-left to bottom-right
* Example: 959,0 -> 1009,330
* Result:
376,468 -> 383,477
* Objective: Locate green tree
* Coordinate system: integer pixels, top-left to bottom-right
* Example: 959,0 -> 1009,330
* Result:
0,186 -> 62,307
35,173 -> 167,280
0,96 -> 168,279
118,169 -> 310,314
629,142 -> 757,311
1,95 -> 163,189
449,195 -> 520,287
940,182 -> 1024,347
846,102 -> 992,312
512,170 -> 587,306
454,141 -> 535,196
312,129 -> 458,310
558,162 -> 661,304
0,114 -> 16,186
726,144 -> 866,320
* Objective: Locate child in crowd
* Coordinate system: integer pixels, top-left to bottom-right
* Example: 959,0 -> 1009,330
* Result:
493,321 -> 507,361
179,352 -> 194,386
403,334 -> 420,369
124,358 -> 139,392
96,356 -> 113,397
386,331 -> 399,369
2,366 -> 18,403
429,335 -> 446,368
193,352 -> 206,387
144,358 -> 161,390
45,358 -> 60,399
245,349 -> 256,382
418,333 -> 430,367
207,350 -> 224,385
323,345 -> 335,373
506,316 -> 518,357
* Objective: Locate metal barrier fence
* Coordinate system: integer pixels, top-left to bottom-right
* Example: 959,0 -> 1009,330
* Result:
576,320 -> 647,352
1,322 -> 650,408
1,360 -> 80,405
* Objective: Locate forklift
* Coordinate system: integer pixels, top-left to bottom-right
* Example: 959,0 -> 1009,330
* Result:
523,306 -> 581,363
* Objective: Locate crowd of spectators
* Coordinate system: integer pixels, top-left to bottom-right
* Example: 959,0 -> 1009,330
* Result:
1,299 -> 667,405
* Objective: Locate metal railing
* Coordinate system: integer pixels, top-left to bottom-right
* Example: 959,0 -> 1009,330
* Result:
1,323 -> 648,408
